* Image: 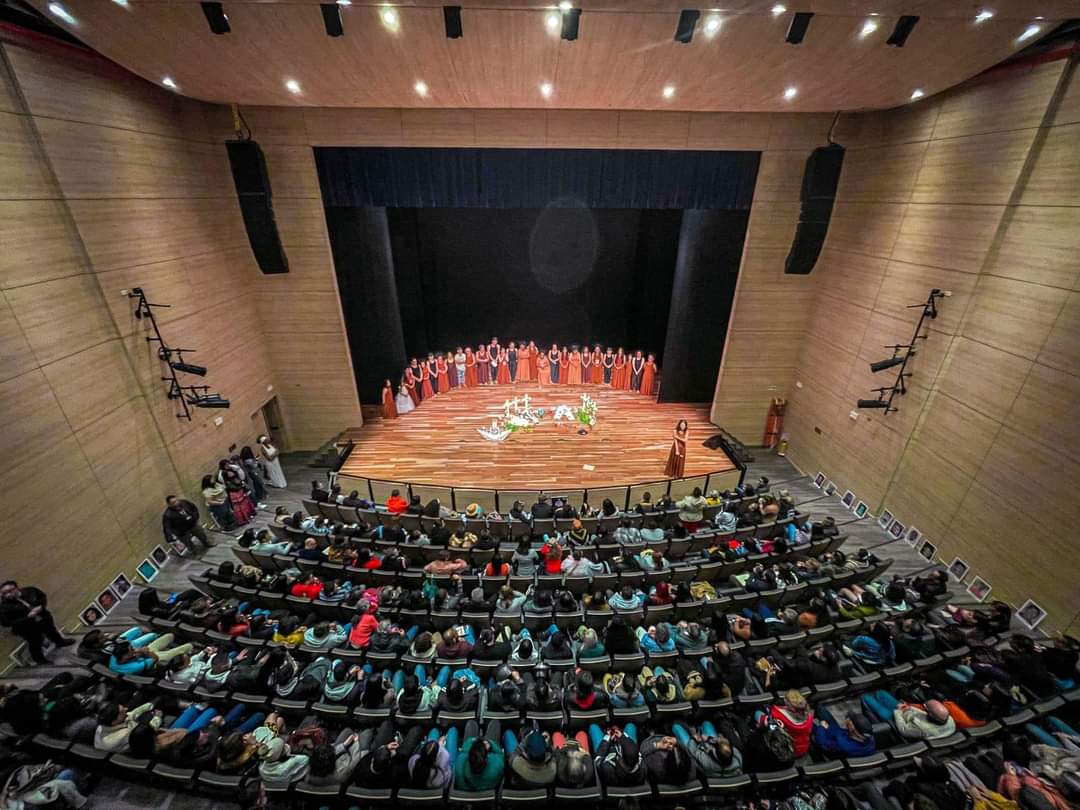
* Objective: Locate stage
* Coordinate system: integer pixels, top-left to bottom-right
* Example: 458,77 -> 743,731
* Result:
338,384 -> 738,499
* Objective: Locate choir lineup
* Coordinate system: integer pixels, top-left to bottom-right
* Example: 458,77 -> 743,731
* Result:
384,341 -> 661,418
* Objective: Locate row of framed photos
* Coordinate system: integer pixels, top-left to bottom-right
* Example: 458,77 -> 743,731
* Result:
811,471 -> 1048,632
79,545 -> 172,627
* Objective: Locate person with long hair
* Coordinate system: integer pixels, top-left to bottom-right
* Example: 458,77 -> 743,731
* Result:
396,380 -> 415,415
496,345 -> 512,384
507,341 -> 519,381
640,353 -> 658,397
436,353 -> 450,392
537,348 -> 551,386
664,419 -> 689,478
591,344 -> 604,384
558,345 -> 570,385
238,446 -> 267,504
602,346 -> 615,385
527,340 -> 539,380
548,343 -> 561,384
630,350 -> 646,392
405,358 -> 422,404
476,344 -> 490,385
420,355 -> 435,399
257,434 -> 287,488
568,346 -> 583,384
464,346 -> 477,387
381,379 -> 397,419
613,348 -> 628,389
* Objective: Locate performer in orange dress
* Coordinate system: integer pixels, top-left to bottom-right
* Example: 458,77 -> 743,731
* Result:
476,345 -> 490,385
613,349 -> 627,389
436,354 -> 450,392
640,353 -> 658,397
581,346 -> 592,383
496,347 -> 512,384
664,419 -> 688,478
537,350 -> 551,386
629,350 -> 646,392
464,348 -> 477,387
591,345 -> 604,384
420,357 -> 435,400
558,345 -> 570,385
568,347 -> 582,384
381,379 -> 397,419
527,341 -> 539,380
516,342 -> 530,382
405,359 -> 421,404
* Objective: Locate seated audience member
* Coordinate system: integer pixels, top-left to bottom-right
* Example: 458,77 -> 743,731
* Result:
565,671 -> 606,711
811,705 -> 876,756
353,721 -> 424,788
861,690 -> 957,740
408,737 -> 453,789
423,550 -> 468,576
672,722 -> 743,777
306,731 -> 363,786
639,733 -> 695,785
385,489 -> 409,514
593,726 -> 644,786
109,635 -> 192,675
505,728 -> 557,788
454,722 -> 505,791
762,689 -> 813,759
95,702 -> 160,752
845,622 -> 896,668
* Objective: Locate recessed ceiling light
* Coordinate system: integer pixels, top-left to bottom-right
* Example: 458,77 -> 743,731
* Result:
910,88 -> 924,100
47,2 -> 76,24
540,82 -> 553,99
771,4 -> 786,15
1017,23 -> 1041,41
662,84 -> 676,99
860,19 -> 878,36
162,76 -> 178,90
285,79 -> 301,94
337,0 -> 351,5
703,14 -> 722,35
414,80 -> 429,97
558,1 -> 572,10
545,11 -> 560,30
974,9 -> 994,23
112,0 -> 129,7
380,6 -> 398,27
783,86 -> 798,100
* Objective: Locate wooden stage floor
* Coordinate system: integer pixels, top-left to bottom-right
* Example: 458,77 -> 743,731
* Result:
339,383 -> 736,490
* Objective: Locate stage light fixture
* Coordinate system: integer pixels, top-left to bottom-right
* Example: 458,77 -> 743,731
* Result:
112,0 -> 129,7
974,9 -> 993,23
703,14 -> 721,36
200,2 -> 230,34
561,8 -> 581,40
414,80 -> 429,97
911,88 -> 924,100
285,79 -> 301,94
1017,24 -> 1041,42
48,2 -> 77,24
887,15 -> 919,46
321,4 -> 344,36
337,0 -> 351,5
162,77 -> 178,90
190,394 -> 231,409
558,1 -> 572,10
783,85 -> 798,100
662,84 -> 676,99
443,6 -> 462,38
857,399 -> 890,409
785,12 -> 813,44
859,19 -> 877,37
771,4 -> 786,15
870,356 -> 906,373
674,9 -> 700,43
380,6 -> 399,29
171,361 -> 208,376
540,82 -> 553,99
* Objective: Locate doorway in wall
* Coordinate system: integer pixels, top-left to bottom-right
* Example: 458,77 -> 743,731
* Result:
260,396 -> 287,451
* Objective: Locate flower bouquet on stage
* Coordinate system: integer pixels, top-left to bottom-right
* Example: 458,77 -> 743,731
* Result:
478,395 -> 546,442
554,393 -> 599,435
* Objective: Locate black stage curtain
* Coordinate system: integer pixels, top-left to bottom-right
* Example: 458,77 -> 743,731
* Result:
315,147 -> 760,210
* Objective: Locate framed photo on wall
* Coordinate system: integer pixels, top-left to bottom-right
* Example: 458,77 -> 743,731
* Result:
137,559 -> 159,583
80,604 -> 103,626
96,587 -> 118,614
813,472 -> 826,488
888,520 -> 905,539
1017,600 -> 1047,630
151,545 -> 170,566
948,557 -> 970,582
878,510 -> 894,530
967,577 -> 992,603
853,501 -> 869,519
918,540 -> 937,561
824,481 -> 838,496
906,527 -> 922,546
841,490 -> 856,509
110,574 -> 132,599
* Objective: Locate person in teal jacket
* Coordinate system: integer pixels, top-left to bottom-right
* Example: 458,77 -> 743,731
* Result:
453,720 -> 505,791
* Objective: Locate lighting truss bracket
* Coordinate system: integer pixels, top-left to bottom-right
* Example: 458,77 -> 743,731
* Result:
858,289 -> 943,415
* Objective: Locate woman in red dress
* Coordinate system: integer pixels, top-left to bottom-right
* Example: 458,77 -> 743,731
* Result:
592,345 -> 604,384
527,341 -> 539,380
664,419 -> 688,478
381,379 -> 397,419
559,345 -> 570,385
537,350 -> 551,386
613,349 -> 627,389
405,359 -> 421,404
496,347 -> 512,384
640,353 -> 658,396
464,348 -> 477,387
436,354 -> 450,393
568,347 -> 582,385
581,346 -> 592,384
476,345 -> 490,385
420,357 -> 435,400
516,342 -> 530,383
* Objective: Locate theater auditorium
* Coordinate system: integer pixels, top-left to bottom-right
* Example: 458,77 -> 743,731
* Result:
1,1 -> 1079,808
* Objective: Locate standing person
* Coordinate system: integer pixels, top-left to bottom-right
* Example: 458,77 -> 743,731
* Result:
445,352 -> 459,389
426,354 -> 440,396
527,340 -> 539,381
218,459 -> 257,524
591,345 -> 603,384
239,447 -> 267,504
507,341 -> 519,382
464,348 -> 477,387
405,360 -> 422,404
581,345 -> 592,384
396,382 -> 416,415
496,346 -> 512,385
568,347 -> 582,385
163,494 -> 214,553
476,345 -> 490,385
537,349 -> 551,387
382,380 -> 398,419
454,348 -> 467,387
548,344 -> 561,384
558,346 -> 570,385
516,342 -> 529,383
613,349 -> 628,390
602,347 -> 615,385
421,357 -> 435,400
630,351 -> 646,392
640,354 -> 658,397
489,339 -> 501,383
258,434 -> 288,489
201,475 -> 236,530
0,580 -> 75,664
436,353 -> 450,393
664,420 -> 688,478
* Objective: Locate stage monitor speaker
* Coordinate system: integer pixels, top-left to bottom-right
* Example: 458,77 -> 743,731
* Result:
785,143 -> 845,275
226,140 -> 289,275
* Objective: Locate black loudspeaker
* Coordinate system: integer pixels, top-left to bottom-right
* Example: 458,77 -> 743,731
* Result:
226,140 -> 289,275
785,143 -> 845,275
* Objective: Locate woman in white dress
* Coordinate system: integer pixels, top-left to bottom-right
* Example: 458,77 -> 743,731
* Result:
396,383 -> 416,415
257,434 -> 288,488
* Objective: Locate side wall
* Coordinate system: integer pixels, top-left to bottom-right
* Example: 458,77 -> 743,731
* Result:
785,56 -> 1080,633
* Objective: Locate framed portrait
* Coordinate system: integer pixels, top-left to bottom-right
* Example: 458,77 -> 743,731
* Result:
966,577 -> 992,603
110,574 -> 132,599
80,604 -> 103,626
841,490 -> 856,509
888,520 -> 905,539
96,587 -> 118,614
906,527 -> 922,546
947,557 -> 970,583
877,510 -> 894,530
136,559 -> 159,583
853,501 -> 869,519
918,540 -> 937,561
169,540 -> 189,556
813,472 -> 826,489
1017,600 -> 1047,630
152,545 -> 170,566
824,481 -> 838,497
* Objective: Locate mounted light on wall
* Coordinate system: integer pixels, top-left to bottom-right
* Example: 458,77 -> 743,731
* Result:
857,399 -> 890,409
443,5 -> 462,38
674,9 -> 700,43
320,4 -> 344,36
887,15 -> 919,46
561,7 -> 581,40
785,11 -> 813,44
200,2 -> 230,34
870,353 -> 908,373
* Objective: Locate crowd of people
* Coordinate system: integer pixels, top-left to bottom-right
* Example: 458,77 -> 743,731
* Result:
384,338 -> 661,418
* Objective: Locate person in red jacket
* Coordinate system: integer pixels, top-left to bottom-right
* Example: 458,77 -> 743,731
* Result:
763,689 -> 814,759
290,574 -> 323,600
348,599 -> 379,649
386,489 -> 408,515
540,540 -> 564,575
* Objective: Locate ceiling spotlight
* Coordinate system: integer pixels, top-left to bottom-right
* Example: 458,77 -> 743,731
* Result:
974,9 -> 994,23
558,0 -> 572,10
783,85 -> 798,100
1017,23 -> 1041,42
285,79 -> 301,94
380,6 -> 398,28
190,394 -> 231,409
674,9 -> 700,43
540,82 -> 553,98
321,3 -> 344,36
662,84 -> 676,99
910,88 -> 924,100
200,2 -> 230,34
47,2 -> 77,24
171,361 -> 208,376
859,19 -> 878,37
414,80 -> 429,96
162,76 -> 178,90
887,15 -> 919,46
337,0 -> 351,5
703,14 -> 722,36
857,399 -> 890,410
771,4 -> 786,15
785,11 -> 813,44
112,0 -> 129,7
870,356 -> 906,373
560,8 -> 581,40
545,11 -> 560,30
443,5 -> 462,38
